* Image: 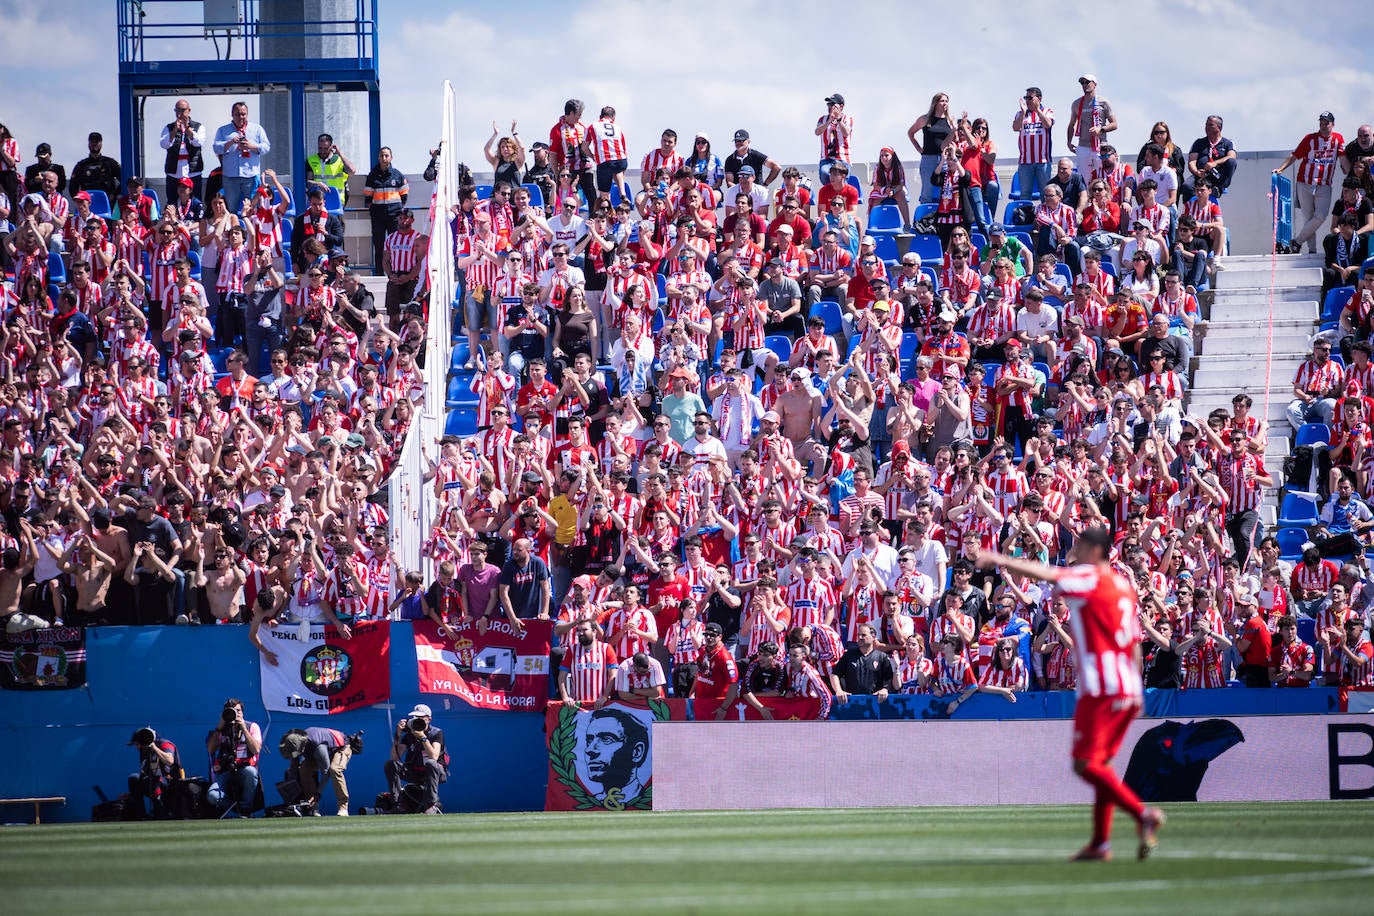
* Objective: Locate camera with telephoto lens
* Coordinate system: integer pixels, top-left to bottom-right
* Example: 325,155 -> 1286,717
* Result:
409,717 -> 428,733
222,705 -> 238,726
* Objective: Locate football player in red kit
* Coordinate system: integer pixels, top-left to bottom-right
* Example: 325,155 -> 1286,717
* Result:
976,525 -> 1165,861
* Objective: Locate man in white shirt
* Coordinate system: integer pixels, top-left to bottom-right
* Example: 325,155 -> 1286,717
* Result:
545,196 -> 588,252
1014,287 -> 1060,364
614,652 -> 667,701
687,412 -> 730,472
711,368 -> 765,466
841,522 -> 901,590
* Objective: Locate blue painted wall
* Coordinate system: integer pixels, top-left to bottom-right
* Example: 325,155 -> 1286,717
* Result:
0,624 -> 548,822
0,623 -> 1344,822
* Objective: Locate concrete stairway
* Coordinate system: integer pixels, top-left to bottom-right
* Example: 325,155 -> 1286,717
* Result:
1191,253 -> 1324,524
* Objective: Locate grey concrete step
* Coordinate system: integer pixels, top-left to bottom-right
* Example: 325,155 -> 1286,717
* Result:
1210,299 -> 1317,323
1224,253 -> 1323,268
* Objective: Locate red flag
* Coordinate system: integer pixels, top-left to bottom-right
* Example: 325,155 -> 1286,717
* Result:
414,618 -> 553,711
259,619 -> 390,714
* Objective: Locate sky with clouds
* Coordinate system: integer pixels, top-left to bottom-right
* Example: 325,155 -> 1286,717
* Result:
2,0 -> 1370,176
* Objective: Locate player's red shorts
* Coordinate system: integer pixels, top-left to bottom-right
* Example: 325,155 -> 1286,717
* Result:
1071,694 -> 1141,764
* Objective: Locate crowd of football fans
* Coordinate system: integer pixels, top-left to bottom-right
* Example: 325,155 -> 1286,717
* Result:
1,79 -> 1372,708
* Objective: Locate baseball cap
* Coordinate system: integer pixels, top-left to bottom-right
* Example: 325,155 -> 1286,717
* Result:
761,410 -> 781,423
571,574 -> 595,591
531,141 -> 549,151
1065,314 -> 1085,327
345,432 -> 366,449
825,93 -> 845,106
989,223 -> 1006,235
408,704 -> 433,718
179,177 -> 194,188
1004,338 -> 1023,350
74,191 -> 91,202
766,257 -> 784,268
704,622 -> 724,635
873,300 -> 890,312
733,129 -> 750,142
738,165 -> 756,177
36,142 -> 51,155
937,308 -> 957,323
328,247 -> 348,260
1320,111 -> 1336,123
695,131 -> 710,143
1079,73 -> 1098,83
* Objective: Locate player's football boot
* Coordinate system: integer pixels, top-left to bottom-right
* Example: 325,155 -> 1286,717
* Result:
1137,807 -> 1166,860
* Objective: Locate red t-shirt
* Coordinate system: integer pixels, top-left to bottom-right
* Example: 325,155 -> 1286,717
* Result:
1240,614 -> 1273,667
647,574 -> 692,637
694,644 -> 739,699
817,183 -> 860,212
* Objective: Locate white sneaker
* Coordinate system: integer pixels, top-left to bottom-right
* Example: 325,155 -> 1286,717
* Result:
1212,258 -> 1226,271
336,807 -> 350,817
174,614 -> 189,626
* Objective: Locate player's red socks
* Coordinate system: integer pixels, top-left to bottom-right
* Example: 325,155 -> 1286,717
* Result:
1081,761 -> 1145,841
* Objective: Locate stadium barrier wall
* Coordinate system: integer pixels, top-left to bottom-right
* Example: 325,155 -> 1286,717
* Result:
653,713 -> 1374,810
0,623 -> 1357,822
0,624 -> 547,823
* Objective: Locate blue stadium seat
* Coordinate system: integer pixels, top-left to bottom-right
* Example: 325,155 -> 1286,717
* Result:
873,235 -> 899,261
912,203 -> 938,223
808,300 -> 844,335
1293,423 -> 1330,447
1008,229 -> 1034,252
444,410 -> 478,438
323,187 -> 344,215
85,189 -> 112,219
969,232 -> 987,253
1364,255 -> 1374,274
656,273 -> 667,302
867,204 -> 903,234
609,183 -> 631,208
1100,261 -> 1117,278
186,249 -> 201,281
651,308 -> 665,334
280,218 -> 294,278
271,185 -> 295,216
143,187 -> 161,218
1321,287 -> 1355,329
1278,491 -> 1320,528
522,183 -> 545,210
908,234 -> 943,263
845,175 -> 862,197
446,372 -> 478,409
900,332 -> 921,365
1275,526 -> 1309,563
984,362 -> 1003,387
475,184 -> 493,201
1033,361 -> 1051,381
846,336 -> 862,358
448,341 -> 472,374
46,251 -> 66,284
920,266 -> 940,289
1008,172 -> 1041,201
1005,200 -> 1037,227
1296,618 -> 1317,649
764,334 -> 792,362
1053,264 -> 1074,287
209,347 -> 233,373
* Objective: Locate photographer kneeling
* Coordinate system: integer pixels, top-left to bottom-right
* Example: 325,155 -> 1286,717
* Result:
206,698 -> 263,816
385,704 -> 448,814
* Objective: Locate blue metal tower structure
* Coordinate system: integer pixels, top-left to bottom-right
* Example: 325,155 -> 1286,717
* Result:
116,0 -> 381,213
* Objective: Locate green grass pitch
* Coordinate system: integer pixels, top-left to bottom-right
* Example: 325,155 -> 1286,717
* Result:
3,803 -> 1371,914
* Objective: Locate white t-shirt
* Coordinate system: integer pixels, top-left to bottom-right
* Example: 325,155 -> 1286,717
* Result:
546,213 -> 587,249
1016,304 -> 1060,340
1138,165 -> 1178,205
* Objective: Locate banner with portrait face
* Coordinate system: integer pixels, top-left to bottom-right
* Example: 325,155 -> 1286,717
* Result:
544,698 -> 688,811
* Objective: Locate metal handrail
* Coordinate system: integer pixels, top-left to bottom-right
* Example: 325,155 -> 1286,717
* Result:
118,0 -> 377,66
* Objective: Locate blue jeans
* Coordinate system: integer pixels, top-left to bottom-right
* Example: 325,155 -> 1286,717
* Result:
819,159 -> 848,184
983,180 -> 1001,227
1172,248 -> 1208,289
208,765 -> 260,813
966,185 -> 991,237
1015,162 -> 1050,200
918,154 -> 941,205
220,176 -> 258,215
1034,226 -> 1083,276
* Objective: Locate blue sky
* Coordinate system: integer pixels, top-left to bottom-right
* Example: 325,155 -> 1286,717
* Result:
2,0 -> 1370,176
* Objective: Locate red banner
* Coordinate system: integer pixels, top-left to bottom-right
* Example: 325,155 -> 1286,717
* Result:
544,698 -> 689,811
414,618 -> 553,711
694,695 -> 825,721
259,619 -> 390,715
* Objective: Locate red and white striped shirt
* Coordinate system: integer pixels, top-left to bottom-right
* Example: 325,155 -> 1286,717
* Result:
966,301 -> 1016,342
785,661 -> 832,718
898,656 -> 933,693
817,114 -> 853,163
1034,202 -> 1078,237
1183,198 -> 1222,226
841,583 -> 882,643
215,244 -> 253,295
979,656 -> 1028,691
641,147 -> 683,178
1142,370 -> 1185,401
1293,131 -> 1345,186
561,640 -> 617,703
785,575 -> 837,630
603,605 -> 657,659
984,467 -> 1029,518
251,206 -> 283,257
1215,452 -> 1267,514
385,228 -> 421,275
1293,358 -> 1343,395
1017,108 -> 1054,164
549,119 -> 589,172
664,618 -> 704,666
589,118 -> 628,163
